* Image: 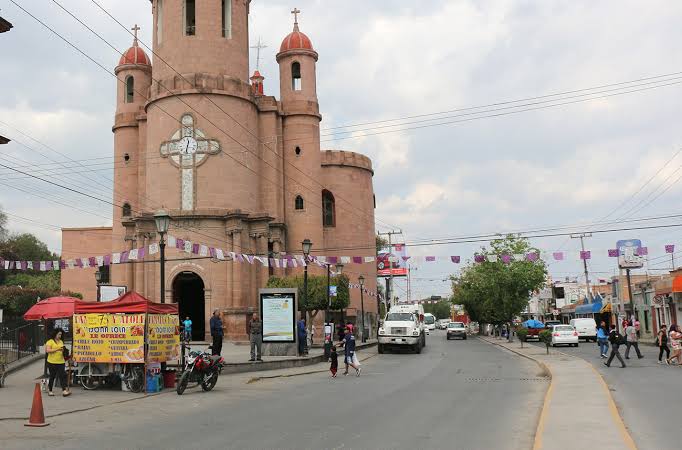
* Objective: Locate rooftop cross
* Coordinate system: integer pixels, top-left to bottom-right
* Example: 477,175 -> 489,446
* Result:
250,37 -> 268,70
291,8 -> 301,29
131,24 -> 140,46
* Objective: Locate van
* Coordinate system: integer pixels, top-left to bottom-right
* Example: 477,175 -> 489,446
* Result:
569,318 -> 597,342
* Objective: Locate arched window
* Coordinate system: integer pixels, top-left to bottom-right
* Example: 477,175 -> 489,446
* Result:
322,190 -> 335,227
122,202 -> 132,217
292,62 -> 302,91
125,76 -> 134,103
184,0 -> 196,36
295,195 -> 304,210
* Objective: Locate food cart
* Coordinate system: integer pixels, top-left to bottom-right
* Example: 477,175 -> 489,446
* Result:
72,292 -> 179,393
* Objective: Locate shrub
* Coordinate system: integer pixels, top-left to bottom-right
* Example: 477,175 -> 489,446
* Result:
516,328 -> 529,342
539,329 -> 552,354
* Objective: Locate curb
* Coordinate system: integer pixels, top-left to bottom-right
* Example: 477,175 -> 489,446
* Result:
246,352 -> 378,384
3,353 -> 44,380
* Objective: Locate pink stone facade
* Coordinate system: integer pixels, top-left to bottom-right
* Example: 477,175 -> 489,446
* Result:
61,1 -> 377,341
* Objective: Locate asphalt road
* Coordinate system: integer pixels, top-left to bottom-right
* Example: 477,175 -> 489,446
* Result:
532,339 -> 678,450
3,333 -> 546,450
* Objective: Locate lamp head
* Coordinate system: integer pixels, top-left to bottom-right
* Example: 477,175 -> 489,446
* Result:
154,209 -> 171,234
301,239 -> 312,256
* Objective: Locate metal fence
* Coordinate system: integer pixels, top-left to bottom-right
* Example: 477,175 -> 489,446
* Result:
0,322 -> 41,365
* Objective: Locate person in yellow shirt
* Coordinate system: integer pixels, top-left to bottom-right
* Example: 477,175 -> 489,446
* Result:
45,328 -> 70,397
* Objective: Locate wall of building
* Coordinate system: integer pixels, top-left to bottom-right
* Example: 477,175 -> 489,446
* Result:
60,228 -> 113,301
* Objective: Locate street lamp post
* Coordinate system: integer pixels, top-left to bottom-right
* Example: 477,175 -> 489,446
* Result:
336,262 -> 344,324
359,275 -> 366,343
154,210 -> 170,304
302,239 -> 312,354
94,270 -> 102,302
325,263 -> 332,358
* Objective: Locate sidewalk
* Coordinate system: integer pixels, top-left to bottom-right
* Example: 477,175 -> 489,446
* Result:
481,336 -> 636,450
0,341 -> 376,421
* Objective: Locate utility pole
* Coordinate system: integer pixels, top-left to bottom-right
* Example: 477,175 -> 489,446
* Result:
571,233 -> 592,302
378,230 -> 402,311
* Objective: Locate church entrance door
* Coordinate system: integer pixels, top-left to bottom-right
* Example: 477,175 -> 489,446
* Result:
172,272 -> 205,340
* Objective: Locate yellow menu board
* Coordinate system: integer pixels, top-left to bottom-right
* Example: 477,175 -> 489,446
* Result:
147,314 -> 180,363
73,314 -> 145,363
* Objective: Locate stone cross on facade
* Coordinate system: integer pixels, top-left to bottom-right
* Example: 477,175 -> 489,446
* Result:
160,114 -> 221,211
131,24 -> 140,45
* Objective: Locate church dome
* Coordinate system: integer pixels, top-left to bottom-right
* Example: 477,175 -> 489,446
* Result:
118,45 -> 151,66
280,28 -> 314,53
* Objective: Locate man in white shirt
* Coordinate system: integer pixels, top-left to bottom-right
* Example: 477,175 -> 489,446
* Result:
624,321 -> 643,359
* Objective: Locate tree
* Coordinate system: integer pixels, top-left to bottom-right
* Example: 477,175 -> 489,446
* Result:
0,232 -> 58,285
424,300 -> 451,319
266,274 -> 350,323
376,235 -> 388,254
451,235 -> 547,326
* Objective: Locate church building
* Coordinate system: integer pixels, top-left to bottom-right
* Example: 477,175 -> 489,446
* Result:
61,1 -> 377,341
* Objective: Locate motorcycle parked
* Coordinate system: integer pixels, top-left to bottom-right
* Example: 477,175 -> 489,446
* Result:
176,346 -> 224,395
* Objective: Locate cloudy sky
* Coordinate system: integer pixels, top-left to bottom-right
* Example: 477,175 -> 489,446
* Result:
2,0 -> 682,300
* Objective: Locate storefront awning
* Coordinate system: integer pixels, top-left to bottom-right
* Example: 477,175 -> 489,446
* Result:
600,303 -> 612,313
575,302 -> 603,315
672,276 -> 682,293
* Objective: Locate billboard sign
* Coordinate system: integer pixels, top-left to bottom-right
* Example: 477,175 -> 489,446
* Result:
377,243 -> 408,277
616,239 -> 644,269
100,286 -> 127,302
260,289 -> 296,343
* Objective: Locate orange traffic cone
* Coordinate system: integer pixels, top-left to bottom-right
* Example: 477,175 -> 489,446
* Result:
25,383 -> 49,427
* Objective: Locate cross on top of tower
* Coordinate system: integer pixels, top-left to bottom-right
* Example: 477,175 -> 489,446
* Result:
291,8 -> 301,30
131,24 -> 140,46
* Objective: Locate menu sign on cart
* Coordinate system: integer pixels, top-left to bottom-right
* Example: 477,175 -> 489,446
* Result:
146,314 -> 180,363
73,314 -> 145,363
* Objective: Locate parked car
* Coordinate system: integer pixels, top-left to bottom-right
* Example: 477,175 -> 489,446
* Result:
569,318 -> 597,342
544,320 -> 561,328
446,322 -> 467,340
550,324 -> 579,347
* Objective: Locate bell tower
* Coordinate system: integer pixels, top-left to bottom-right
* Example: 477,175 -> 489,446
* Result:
151,0 -> 250,82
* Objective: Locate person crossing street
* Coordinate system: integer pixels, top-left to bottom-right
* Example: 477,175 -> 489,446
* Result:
657,324 -> 670,364
605,324 -> 626,368
624,320 -> 643,360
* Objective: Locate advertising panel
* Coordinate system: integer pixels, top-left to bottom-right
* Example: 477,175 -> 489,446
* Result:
377,243 -> 408,277
147,314 -> 180,363
260,292 -> 296,343
73,313 -> 145,363
100,286 -> 127,302
617,239 -> 644,269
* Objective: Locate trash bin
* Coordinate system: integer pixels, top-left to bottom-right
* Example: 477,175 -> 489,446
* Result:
162,371 -> 176,389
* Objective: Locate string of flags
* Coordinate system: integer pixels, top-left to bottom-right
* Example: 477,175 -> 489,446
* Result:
0,237 -> 674,275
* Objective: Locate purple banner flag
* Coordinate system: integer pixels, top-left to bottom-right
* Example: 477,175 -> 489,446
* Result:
75,259 -> 83,268
425,256 -> 436,262
327,256 -> 338,264
666,245 -> 675,254
636,247 -> 648,256
451,256 -> 461,263
88,257 -> 97,267
103,255 -> 111,266
474,255 -> 485,263
192,244 -> 200,255
60,260 -> 67,269
176,238 -> 184,250
352,256 -> 363,264
608,249 -> 618,257
553,252 -> 564,261
402,256 -> 411,262
526,253 -> 539,262
120,251 -> 130,263
580,251 -> 591,260
501,255 -> 511,264
138,247 -> 146,259
46,261 -> 53,271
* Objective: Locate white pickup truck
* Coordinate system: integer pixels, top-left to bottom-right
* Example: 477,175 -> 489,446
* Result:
378,304 -> 426,354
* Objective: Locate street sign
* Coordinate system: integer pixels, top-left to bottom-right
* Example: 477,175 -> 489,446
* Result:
616,239 -> 644,269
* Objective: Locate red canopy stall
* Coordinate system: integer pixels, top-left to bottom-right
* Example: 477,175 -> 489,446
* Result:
72,292 -> 180,392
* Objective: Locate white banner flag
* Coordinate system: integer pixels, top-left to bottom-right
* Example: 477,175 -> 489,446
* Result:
67,259 -> 76,269
199,245 -> 209,257
148,243 -> 159,255
27,261 -> 34,270
40,261 -> 46,271
215,249 -> 225,260
112,253 -> 121,264
364,256 -> 375,263
96,256 -> 105,267
184,241 -> 192,253
128,249 -> 139,261
167,235 -> 177,248
53,261 -> 60,271
340,256 -> 351,264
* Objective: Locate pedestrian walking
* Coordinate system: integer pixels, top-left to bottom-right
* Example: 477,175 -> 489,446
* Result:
666,324 -> 682,366
182,316 -> 192,343
341,326 -> 361,376
210,309 -> 223,356
635,319 -> 641,339
297,318 -> 307,356
310,324 -> 316,346
45,328 -> 71,397
657,324 -> 670,364
624,320 -> 643,360
249,313 -> 263,362
604,324 -> 626,368
329,345 -> 338,378
597,321 -> 609,358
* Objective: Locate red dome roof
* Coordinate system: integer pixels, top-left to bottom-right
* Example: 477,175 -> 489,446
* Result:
118,45 -> 151,66
280,26 -> 314,53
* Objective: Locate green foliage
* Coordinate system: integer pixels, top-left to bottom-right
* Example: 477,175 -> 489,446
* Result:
376,235 -> 389,254
0,286 -> 82,318
516,327 -> 529,342
0,233 -> 57,261
451,235 -> 547,325
4,271 -> 61,291
539,329 -> 552,353
423,300 -> 451,319
266,273 -> 350,312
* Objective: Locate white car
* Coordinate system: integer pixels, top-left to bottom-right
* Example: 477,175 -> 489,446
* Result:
551,325 -> 579,347
446,322 -> 467,340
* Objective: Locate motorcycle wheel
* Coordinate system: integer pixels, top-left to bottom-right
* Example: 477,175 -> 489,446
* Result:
79,364 -> 102,390
176,370 -> 190,395
201,372 -> 219,392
